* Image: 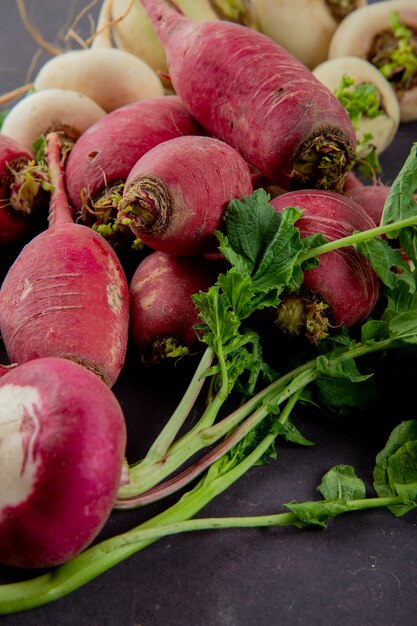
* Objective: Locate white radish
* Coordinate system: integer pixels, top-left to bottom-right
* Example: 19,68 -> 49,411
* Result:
1,89 -> 106,155
33,47 -> 164,113
111,0 -> 219,76
250,0 -> 367,70
328,0 -> 417,122
313,56 -> 400,155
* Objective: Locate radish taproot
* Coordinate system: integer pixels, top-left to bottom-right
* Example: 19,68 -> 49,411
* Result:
0,132 -> 129,386
65,96 -> 203,251
117,135 -> 253,256
270,189 -> 381,342
0,356 -> 126,568
0,133 -> 50,246
328,0 -> 417,122
140,0 -> 357,191
129,251 -> 214,364
1,89 -> 106,156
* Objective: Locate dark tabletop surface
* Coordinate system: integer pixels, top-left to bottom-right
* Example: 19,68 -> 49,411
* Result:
0,1 -> 417,625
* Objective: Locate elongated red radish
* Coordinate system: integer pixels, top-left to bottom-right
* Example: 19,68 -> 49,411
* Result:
270,189 -> 381,341
343,171 -> 390,225
129,251 -> 214,363
0,133 -> 129,386
0,134 -> 50,246
140,0 -> 357,191
117,135 -> 253,256
0,357 -> 126,568
1,89 -> 106,156
65,96 -> 203,248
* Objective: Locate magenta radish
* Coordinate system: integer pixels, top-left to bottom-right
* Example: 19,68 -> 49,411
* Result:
0,133 -> 50,246
343,171 -> 390,226
129,251 -> 214,363
140,0 -> 357,191
117,135 -> 253,256
65,96 -> 202,249
270,189 -> 381,341
0,356 -> 126,568
0,132 -> 129,386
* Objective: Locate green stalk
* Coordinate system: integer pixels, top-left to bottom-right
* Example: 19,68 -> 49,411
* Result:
116,334 -> 399,506
0,428 -> 276,615
299,214 -> 417,264
136,347 -> 214,467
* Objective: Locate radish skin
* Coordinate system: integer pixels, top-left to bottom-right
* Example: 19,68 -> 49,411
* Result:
0,357 -> 126,568
1,89 -> 106,156
33,48 -> 164,113
65,96 -> 203,215
251,0 -> 367,70
129,251 -> 214,363
0,133 -> 129,386
140,0 -> 356,191
271,189 -> 381,339
118,135 -> 253,256
343,171 -> 390,225
328,0 -> 417,122
313,57 -> 400,156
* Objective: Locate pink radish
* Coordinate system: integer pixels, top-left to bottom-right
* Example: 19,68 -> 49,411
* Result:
129,251 -> 214,363
140,0 -> 357,191
0,133 -> 50,246
343,171 -> 390,226
65,96 -> 203,250
0,356 -> 126,568
270,189 -> 381,341
117,135 -> 253,256
0,132 -> 129,386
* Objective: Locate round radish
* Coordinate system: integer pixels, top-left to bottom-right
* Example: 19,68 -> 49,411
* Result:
0,357 -> 126,569
270,189 -> 381,341
129,251 -> 214,363
65,96 -> 203,253
343,171 -> 390,225
118,135 -> 253,256
1,89 -> 106,156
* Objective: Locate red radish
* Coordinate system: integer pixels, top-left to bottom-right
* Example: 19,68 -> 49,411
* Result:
0,133 -> 50,246
65,96 -> 202,249
0,357 -> 126,568
140,0 -> 357,191
270,189 -> 381,341
129,251 -> 214,364
117,135 -> 253,256
343,171 -> 390,226
0,132 -> 129,386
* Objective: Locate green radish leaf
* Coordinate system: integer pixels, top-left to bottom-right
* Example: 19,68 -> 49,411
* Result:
317,465 -> 366,501
381,143 -> 417,259
273,419 -> 314,446
388,310 -> 417,344
356,236 -> 416,291
374,420 -> 417,515
316,355 -> 372,382
284,499 -> 351,528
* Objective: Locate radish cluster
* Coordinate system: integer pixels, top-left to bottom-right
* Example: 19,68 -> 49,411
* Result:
0,0 -> 407,574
